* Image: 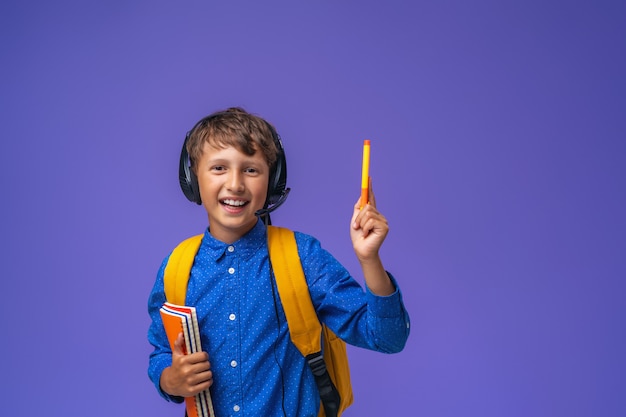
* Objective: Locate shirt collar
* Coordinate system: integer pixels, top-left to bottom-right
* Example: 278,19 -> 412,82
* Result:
200,219 -> 267,261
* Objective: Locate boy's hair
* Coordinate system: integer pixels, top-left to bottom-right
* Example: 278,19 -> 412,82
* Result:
186,107 -> 279,173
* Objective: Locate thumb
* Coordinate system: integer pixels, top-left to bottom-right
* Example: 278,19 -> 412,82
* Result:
173,332 -> 186,356
368,177 -> 377,208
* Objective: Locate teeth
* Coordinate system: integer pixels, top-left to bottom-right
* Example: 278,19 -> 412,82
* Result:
222,199 -> 246,207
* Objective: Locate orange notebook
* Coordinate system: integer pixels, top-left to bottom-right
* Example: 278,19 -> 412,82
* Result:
160,303 -> 215,417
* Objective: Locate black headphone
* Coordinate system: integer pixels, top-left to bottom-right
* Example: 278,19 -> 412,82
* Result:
178,113 -> 290,220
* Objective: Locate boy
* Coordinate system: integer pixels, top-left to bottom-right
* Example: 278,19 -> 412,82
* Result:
147,108 -> 410,416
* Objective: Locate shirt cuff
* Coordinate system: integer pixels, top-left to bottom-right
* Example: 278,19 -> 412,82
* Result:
365,272 -> 405,318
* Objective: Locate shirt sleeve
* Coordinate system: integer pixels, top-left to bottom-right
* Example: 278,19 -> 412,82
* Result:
147,255 -> 185,403
294,232 -> 410,354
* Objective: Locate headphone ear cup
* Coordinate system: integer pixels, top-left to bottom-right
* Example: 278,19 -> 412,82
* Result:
266,127 -> 288,206
179,132 -> 202,205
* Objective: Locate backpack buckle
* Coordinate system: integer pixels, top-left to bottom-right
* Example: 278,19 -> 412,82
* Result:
306,352 -> 341,417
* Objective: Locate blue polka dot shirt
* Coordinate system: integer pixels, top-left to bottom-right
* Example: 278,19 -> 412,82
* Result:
148,219 -> 410,416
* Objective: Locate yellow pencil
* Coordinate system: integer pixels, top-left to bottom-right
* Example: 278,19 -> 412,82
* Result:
360,140 -> 370,209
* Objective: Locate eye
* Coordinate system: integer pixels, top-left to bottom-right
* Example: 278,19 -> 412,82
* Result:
244,167 -> 259,175
211,165 -> 226,172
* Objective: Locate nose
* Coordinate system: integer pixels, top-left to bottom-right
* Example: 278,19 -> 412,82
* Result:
226,170 -> 245,192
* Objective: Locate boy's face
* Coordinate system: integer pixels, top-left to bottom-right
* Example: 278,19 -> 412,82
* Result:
196,142 -> 270,244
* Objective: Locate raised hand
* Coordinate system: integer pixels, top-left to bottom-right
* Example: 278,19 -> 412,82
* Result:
350,180 -> 394,296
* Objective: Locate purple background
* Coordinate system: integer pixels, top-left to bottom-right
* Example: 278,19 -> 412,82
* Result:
1,1 -> 625,416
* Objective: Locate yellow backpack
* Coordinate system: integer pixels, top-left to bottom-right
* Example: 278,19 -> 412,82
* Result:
163,226 -> 353,417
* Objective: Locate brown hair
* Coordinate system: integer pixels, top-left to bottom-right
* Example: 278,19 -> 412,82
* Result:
186,107 -> 279,173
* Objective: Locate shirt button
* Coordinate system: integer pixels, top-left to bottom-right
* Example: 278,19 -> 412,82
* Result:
227,245 -> 235,252
229,313 -> 236,321
233,405 -> 240,412
230,360 -> 238,368
228,267 -> 235,274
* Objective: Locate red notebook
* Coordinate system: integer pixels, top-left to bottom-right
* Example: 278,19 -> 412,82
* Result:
160,303 -> 215,417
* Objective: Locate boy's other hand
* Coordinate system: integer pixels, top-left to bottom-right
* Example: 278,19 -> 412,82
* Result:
350,179 -> 389,262
350,180 -> 395,296
160,332 -> 213,397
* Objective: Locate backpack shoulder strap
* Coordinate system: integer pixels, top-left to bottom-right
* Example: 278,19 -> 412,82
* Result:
163,234 -> 203,305
267,225 -> 322,355
267,225 -> 351,417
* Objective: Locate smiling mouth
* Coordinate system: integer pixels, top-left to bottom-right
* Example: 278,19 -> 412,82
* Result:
221,199 -> 249,208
